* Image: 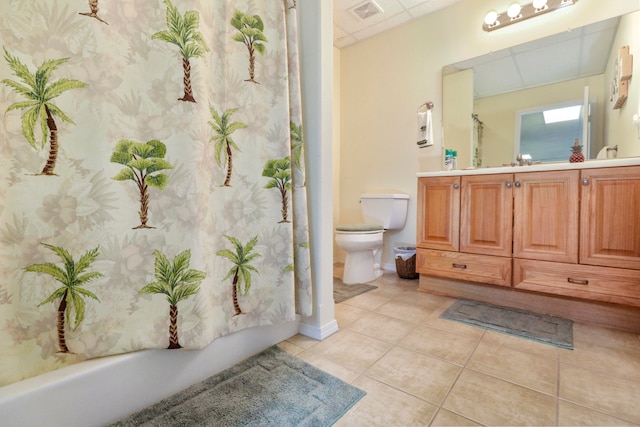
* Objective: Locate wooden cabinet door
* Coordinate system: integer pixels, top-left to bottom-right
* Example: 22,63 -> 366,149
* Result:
580,166 -> 640,270
460,174 -> 513,257
513,170 -> 579,263
417,176 -> 460,251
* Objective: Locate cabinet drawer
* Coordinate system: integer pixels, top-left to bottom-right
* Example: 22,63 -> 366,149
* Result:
514,259 -> 640,307
417,249 -> 512,287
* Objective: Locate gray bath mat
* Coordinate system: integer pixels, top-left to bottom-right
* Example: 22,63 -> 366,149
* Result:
333,277 -> 377,303
440,299 -> 573,349
108,345 -> 365,426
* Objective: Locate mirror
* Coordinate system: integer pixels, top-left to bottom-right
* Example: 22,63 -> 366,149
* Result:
443,11 -> 637,167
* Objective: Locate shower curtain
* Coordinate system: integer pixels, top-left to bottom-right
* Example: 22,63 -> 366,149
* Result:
0,0 -> 312,386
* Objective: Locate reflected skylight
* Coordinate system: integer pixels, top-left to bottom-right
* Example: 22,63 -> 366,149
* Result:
543,105 -> 582,124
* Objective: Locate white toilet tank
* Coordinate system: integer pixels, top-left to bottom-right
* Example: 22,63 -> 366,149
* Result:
360,193 -> 409,230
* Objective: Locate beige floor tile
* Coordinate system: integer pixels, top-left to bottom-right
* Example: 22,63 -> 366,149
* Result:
390,287 -> 451,309
573,322 -> 640,351
294,351 -> 361,384
330,264 -> 640,427
284,333 -> 318,349
277,340 -> 304,356
300,329 -> 392,373
335,303 -> 369,328
558,400 -> 639,426
560,339 -> 640,383
375,298 -> 437,323
424,317 -> 486,339
399,325 -> 480,365
443,369 -> 557,426
467,340 -> 558,396
340,289 -> 393,311
346,311 -> 416,344
430,409 -> 483,426
481,329 -> 560,361
333,375 -> 438,427
560,364 -> 640,424
366,346 -> 461,405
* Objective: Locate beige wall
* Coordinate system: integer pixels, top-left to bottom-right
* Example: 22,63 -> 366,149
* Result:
337,0 -> 640,268
475,74 -> 606,166
605,11 -> 640,158
443,69 -> 474,169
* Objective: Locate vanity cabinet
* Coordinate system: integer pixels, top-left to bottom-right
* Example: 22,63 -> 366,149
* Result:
579,166 -> 640,270
417,173 -> 513,287
417,165 -> 640,308
417,176 -> 460,251
514,165 -> 640,306
460,174 -> 513,257
513,170 -> 579,264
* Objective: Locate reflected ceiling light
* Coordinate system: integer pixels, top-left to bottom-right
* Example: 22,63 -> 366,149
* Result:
543,105 -> 582,124
482,0 -> 578,32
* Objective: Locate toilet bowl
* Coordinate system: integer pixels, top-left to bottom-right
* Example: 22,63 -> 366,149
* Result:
335,225 -> 384,284
335,193 -> 409,285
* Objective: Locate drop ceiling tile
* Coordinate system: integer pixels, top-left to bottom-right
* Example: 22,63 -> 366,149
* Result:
351,11 -> 413,41
405,0 -> 460,18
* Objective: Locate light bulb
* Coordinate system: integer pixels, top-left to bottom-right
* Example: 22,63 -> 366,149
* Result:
484,10 -> 498,26
532,0 -> 548,10
507,2 -> 522,19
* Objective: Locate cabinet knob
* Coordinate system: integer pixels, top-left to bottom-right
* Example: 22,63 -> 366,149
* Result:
505,182 -> 512,188
582,178 -> 589,186
514,181 -> 521,188
453,183 -> 459,189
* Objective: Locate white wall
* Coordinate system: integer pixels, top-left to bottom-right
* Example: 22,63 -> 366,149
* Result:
337,0 -> 640,269
298,0 -> 338,340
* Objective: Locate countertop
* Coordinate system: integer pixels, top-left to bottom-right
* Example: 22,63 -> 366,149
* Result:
416,157 -> 640,178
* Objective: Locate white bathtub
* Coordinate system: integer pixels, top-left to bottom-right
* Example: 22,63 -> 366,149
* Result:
0,319 -> 300,427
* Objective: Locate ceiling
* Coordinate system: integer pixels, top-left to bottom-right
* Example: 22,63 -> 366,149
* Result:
333,1 -> 620,100
443,16 -> 620,98
333,0 -> 463,48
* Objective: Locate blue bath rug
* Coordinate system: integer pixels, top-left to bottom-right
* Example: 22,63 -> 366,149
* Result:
440,299 -> 573,349
108,345 -> 366,426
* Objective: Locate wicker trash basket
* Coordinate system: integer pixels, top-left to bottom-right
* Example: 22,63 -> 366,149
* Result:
394,245 -> 418,280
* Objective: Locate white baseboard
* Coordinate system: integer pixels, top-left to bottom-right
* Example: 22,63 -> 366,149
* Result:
383,262 -> 396,272
298,319 -> 339,340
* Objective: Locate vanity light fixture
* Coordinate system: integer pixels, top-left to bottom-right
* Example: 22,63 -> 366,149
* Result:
483,0 -> 577,32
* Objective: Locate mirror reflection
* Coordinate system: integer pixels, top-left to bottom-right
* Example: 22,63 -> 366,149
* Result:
443,13 -> 634,167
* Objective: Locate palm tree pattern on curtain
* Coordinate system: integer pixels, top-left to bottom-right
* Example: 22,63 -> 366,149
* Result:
209,107 -> 247,187
110,139 -> 173,229
152,0 -> 209,103
23,244 -> 102,353
139,250 -> 206,349
231,10 -> 268,84
79,0 -> 108,25
0,0 -> 313,387
216,235 -> 260,316
263,156 -> 292,223
1,49 -> 86,176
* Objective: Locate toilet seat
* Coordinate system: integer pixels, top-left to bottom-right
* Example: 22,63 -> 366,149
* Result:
336,223 -> 384,233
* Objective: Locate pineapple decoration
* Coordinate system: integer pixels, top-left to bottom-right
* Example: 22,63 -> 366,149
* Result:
569,138 -> 585,163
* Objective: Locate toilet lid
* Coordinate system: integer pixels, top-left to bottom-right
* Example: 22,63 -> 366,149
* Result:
336,223 -> 384,232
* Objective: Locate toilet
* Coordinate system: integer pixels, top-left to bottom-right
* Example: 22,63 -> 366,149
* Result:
335,193 -> 409,284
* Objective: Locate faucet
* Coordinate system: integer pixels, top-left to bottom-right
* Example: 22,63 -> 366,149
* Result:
516,153 -> 532,166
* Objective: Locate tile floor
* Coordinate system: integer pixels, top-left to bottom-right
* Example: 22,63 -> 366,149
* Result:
278,265 -> 640,426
